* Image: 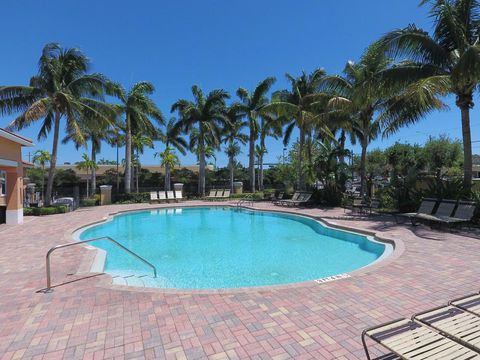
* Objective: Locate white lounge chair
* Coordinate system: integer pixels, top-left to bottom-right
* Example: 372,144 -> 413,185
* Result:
174,190 -> 183,202
149,191 -> 158,203
222,189 -> 230,198
166,190 -> 175,203
158,191 -> 167,203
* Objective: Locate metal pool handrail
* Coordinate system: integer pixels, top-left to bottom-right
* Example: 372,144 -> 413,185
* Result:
236,194 -> 255,208
43,236 -> 157,292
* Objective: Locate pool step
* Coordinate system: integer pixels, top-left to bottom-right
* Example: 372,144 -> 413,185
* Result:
110,272 -> 156,288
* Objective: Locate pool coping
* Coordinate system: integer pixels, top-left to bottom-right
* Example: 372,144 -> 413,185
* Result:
65,202 -> 404,295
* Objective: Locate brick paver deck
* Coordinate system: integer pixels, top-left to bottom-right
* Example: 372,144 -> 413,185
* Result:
0,201 -> 479,359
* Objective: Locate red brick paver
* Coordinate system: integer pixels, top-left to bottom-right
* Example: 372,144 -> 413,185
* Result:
0,201 -> 479,359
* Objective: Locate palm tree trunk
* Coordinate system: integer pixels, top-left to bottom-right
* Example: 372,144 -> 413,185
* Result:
45,111 -> 61,206
86,170 -> 90,198
259,153 -> 264,191
41,165 -> 45,203
116,141 -> 120,192
297,126 -> 306,190
360,138 -> 368,198
338,130 -> 346,165
136,149 -> 139,193
124,117 -> 132,193
229,155 -> 234,192
248,118 -> 256,193
91,142 -> 96,195
457,97 -> 473,189
165,163 -> 171,191
199,146 -> 206,196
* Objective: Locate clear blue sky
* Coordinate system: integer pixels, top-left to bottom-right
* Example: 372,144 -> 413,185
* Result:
1,0 -> 479,167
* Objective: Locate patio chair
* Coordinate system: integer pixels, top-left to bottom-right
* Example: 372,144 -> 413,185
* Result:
362,318 -> 479,360
450,293 -> 480,316
166,191 -> 175,203
276,192 -> 301,206
432,200 -> 476,227
216,189 -> 225,198
270,191 -> 284,203
205,189 -> 217,199
412,199 -> 456,226
285,192 -> 313,207
413,305 -> 480,352
351,197 -> 368,214
221,189 -> 231,198
174,190 -> 183,202
394,198 -> 437,223
158,191 -> 167,203
149,191 -> 158,204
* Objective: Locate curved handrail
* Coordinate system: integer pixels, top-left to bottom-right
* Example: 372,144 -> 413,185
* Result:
43,236 -> 157,292
236,194 -> 255,208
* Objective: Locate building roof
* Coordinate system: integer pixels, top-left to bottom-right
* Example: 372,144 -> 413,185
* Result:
0,128 -> 34,147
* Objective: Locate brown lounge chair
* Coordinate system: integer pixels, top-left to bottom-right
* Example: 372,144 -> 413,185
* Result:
362,317 -> 480,360
411,199 -> 457,226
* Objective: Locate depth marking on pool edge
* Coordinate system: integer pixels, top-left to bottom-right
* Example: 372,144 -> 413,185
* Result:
314,273 -> 351,284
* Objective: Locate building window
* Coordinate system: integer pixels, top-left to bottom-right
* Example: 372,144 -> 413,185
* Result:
0,171 -> 6,197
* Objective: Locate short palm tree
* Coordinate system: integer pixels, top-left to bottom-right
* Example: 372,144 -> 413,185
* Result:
31,150 -> 51,201
111,82 -> 164,193
156,117 -> 188,190
76,153 -> 97,197
155,147 -> 181,190
171,85 -> 230,196
267,69 -> 330,190
0,43 -> 116,205
378,0 -> 480,188
236,77 -> 276,192
223,105 -> 248,191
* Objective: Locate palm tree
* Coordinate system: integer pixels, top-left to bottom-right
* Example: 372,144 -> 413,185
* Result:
171,85 -> 230,196
155,147 -> 181,189
267,69 -> 329,190
131,133 -> 154,193
63,118 -> 116,194
223,105 -> 248,191
378,0 -> 480,188
31,150 -> 51,201
111,82 -> 164,193
76,153 -> 97,198
257,113 -> 283,190
236,77 -> 276,192
0,43 -> 116,205
156,117 -> 188,190
323,43 -> 443,196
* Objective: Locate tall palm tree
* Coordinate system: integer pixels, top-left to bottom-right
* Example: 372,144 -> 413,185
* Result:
131,133 -> 154,193
223,104 -> 248,191
171,85 -> 230,196
156,117 -> 188,190
323,43 -> 443,196
31,150 -> 51,201
236,77 -> 276,192
267,69 -> 330,190
378,0 -> 480,188
0,43 -> 116,205
76,153 -> 97,197
111,82 -> 164,193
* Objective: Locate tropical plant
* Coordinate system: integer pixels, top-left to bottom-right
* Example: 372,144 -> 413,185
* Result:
256,113 -> 283,190
223,104 -> 248,191
155,147 -> 180,190
110,82 -> 164,193
171,85 -> 230,196
31,149 -> 51,201
131,133 -> 154,193
156,117 -> 188,190
0,43 -> 116,205
267,69 -> 330,190
378,0 -> 480,188
236,77 -> 276,192
76,153 -> 97,197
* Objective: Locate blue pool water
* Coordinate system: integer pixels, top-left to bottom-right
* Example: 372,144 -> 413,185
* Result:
79,207 -> 386,289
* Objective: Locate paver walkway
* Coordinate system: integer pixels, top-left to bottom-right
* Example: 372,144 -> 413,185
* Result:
0,201 -> 479,359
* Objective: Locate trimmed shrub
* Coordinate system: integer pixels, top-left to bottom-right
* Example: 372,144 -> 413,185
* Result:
24,206 -> 68,216
113,192 -> 150,204
80,198 -> 97,207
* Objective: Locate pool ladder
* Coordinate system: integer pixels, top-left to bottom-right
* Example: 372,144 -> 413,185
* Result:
236,194 -> 255,208
40,236 -> 157,293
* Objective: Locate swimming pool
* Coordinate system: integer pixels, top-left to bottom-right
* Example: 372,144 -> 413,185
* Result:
78,207 -> 389,289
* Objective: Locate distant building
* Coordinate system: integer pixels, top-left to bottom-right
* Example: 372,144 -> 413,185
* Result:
0,128 -> 33,225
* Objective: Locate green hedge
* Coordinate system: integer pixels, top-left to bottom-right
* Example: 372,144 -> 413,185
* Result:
113,192 -> 150,204
80,198 -> 97,207
24,206 -> 68,216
